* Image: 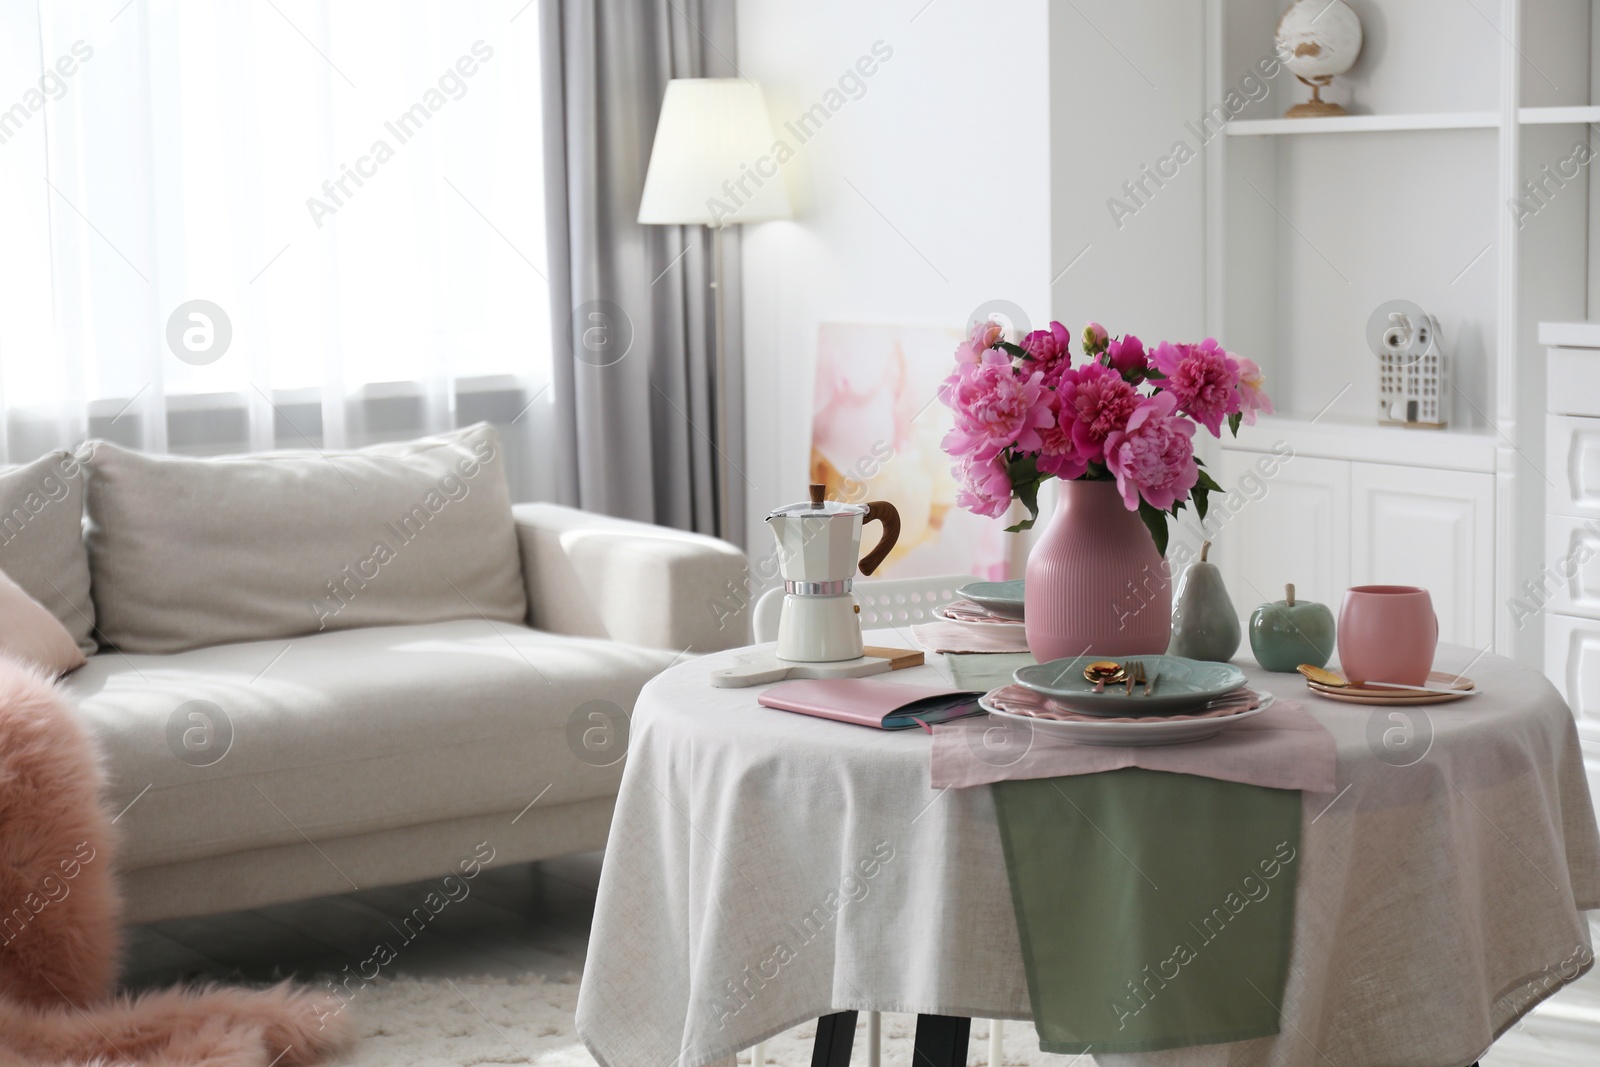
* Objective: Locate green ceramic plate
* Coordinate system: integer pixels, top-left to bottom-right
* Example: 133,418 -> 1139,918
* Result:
1012,654 -> 1248,716
957,579 -> 1025,619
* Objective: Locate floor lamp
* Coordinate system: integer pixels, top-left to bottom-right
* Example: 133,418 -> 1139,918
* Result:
638,78 -> 792,543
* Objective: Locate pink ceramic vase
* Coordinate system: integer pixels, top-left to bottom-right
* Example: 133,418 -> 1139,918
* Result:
1024,478 -> 1171,661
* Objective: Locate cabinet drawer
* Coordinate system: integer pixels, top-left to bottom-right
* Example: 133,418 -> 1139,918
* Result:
1548,347 -> 1600,418
1542,515 -> 1600,620
1546,614 -> 1600,745
1547,415 -> 1600,517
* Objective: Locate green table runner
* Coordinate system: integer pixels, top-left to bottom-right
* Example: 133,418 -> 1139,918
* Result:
992,769 -> 1302,1054
946,651 -> 1035,692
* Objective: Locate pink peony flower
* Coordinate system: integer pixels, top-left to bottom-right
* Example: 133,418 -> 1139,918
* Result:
1082,322 -> 1109,356
1036,391 -> 1089,481
953,453 -> 1013,519
955,318 -> 1005,365
1106,334 -> 1147,377
1234,355 -> 1274,425
940,359 -> 1053,463
1103,391 -> 1199,512
1022,321 -> 1072,386
1057,362 -> 1141,465
1149,338 -> 1242,436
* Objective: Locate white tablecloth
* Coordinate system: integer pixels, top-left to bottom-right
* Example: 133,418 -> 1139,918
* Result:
575,641 -> 1600,1067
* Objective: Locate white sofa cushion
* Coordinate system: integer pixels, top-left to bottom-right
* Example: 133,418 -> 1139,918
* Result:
83,424 -> 527,653
63,619 -> 679,871
0,450 -> 96,654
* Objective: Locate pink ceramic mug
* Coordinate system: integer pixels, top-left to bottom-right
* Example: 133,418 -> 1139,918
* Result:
1337,585 -> 1438,686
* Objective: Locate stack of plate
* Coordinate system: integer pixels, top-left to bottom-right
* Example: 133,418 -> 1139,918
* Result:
934,580 -> 1026,631
982,654 -> 1271,746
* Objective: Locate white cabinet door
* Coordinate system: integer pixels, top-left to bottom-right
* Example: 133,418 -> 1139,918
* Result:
1214,450 -> 1351,623
1351,464 -> 1495,647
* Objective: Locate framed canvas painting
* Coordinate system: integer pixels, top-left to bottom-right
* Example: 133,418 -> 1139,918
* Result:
811,322 -> 1010,581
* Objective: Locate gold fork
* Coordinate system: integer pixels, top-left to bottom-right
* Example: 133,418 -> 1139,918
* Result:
1125,661 -> 1142,696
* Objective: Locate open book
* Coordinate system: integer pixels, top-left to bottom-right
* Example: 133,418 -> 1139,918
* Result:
757,678 -> 984,731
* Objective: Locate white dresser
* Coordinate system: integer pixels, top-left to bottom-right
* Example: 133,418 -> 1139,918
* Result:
1542,323 -> 1600,791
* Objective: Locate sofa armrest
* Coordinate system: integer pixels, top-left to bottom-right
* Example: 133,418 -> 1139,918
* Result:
512,503 -> 751,653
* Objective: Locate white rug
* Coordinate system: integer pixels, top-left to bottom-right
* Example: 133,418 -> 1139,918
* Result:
332,972 -> 1052,1067
330,971 -> 1588,1066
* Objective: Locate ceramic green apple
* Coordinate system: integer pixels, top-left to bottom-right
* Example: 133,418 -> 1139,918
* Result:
1249,583 -> 1336,672
1167,541 -> 1241,662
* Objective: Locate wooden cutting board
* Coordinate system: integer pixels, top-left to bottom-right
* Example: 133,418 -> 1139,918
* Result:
709,646 -> 924,689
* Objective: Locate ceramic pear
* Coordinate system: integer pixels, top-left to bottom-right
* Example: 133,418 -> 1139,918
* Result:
1166,541 -> 1241,662
1249,583 -> 1336,672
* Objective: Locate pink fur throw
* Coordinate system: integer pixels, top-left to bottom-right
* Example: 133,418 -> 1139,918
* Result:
0,656 -> 354,1066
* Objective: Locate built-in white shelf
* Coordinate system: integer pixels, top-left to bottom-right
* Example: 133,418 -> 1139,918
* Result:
1520,105 -> 1600,125
1225,111 -> 1498,136
1224,415 -> 1498,474
1225,105 -> 1600,136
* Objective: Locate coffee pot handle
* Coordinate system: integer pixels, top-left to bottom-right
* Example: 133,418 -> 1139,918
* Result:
858,501 -> 901,576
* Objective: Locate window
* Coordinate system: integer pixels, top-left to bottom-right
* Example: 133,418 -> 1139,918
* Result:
0,0 -> 552,495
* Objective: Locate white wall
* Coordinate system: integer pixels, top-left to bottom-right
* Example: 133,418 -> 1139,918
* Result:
1047,1 -> 1206,345
736,0 -> 1051,547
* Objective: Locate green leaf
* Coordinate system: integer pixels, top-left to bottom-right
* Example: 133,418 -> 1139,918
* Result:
1003,454 -> 1043,529
1228,411 -> 1243,436
1004,517 -> 1036,534
998,340 -> 1028,358
1193,487 -> 1209,522
1137,499 -> 1170,557
1195,469 -> 1223,493
1144,368 -> 1167,380
1015,478 -> 1041,528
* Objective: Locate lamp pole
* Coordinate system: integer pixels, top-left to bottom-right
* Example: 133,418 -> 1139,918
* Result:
710,220 -> 731,543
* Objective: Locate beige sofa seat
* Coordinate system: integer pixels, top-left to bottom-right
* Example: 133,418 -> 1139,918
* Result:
67,619 -> 678,873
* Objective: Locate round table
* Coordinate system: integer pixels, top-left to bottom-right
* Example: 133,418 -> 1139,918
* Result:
576,639 -> 1600,1067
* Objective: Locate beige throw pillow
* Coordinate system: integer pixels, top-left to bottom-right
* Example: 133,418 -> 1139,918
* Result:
0,567 -> 87,675
0,450 -> 96,655
83,424 -> 528,654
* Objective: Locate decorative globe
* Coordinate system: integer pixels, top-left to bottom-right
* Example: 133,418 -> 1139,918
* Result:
1276,0 -> 1363,117
1276,0 -> 1363,80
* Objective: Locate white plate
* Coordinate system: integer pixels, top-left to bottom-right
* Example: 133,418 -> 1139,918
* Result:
977,691 -> 1274,746
933,604 -> 1026,632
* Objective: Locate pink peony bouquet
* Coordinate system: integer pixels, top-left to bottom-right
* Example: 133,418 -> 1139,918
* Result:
940,318 -> 1273,554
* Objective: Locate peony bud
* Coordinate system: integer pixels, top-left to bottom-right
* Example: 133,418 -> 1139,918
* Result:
1083,322 -> 1109,355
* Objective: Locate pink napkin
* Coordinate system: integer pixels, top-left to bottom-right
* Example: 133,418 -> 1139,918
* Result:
911,622 -> 1030,655
939,598 -> 1022,624
931,690 -> 1335,792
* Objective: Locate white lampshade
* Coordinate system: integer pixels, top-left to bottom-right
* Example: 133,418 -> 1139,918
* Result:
638,78 -> 792,227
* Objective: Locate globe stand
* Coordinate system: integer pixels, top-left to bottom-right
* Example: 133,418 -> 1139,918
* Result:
1286,74 -> 1346,117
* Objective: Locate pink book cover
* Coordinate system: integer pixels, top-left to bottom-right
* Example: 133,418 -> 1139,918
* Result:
757,678 -> 980,730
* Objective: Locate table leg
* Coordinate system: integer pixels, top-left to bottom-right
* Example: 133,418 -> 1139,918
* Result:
811,1011 -> 858,1067
913,1015 -> 972,1067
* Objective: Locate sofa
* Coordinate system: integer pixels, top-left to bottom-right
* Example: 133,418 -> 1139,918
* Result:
0,424 -> 749,924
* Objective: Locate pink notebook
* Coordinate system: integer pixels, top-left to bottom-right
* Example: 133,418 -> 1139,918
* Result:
757,678 -> 983,731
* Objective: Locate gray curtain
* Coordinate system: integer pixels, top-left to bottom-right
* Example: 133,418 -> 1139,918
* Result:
540,0 -> 746,545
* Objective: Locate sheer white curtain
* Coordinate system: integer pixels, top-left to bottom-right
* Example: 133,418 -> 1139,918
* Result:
0,0 -> 554,498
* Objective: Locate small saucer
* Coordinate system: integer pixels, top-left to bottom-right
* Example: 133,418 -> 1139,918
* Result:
1306,670 -> 1476,706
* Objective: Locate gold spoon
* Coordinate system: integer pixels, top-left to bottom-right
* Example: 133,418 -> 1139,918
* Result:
1296,664 -> 1476,696
1083,660 -> 1125,694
